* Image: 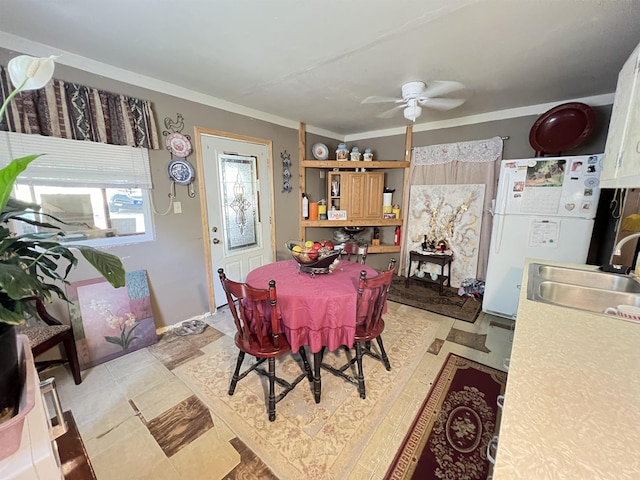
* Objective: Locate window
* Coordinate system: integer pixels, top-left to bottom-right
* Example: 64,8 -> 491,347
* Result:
0,132 -> 155,246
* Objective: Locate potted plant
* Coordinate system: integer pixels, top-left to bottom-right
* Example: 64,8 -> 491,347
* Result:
0,55 -> 126,424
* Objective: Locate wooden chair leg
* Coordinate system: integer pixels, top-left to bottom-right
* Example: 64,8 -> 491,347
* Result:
313,348 -> 324,404
268,358 -> 276,422
298,346 -> 313,382
62,334 -> 82,385
354,342 -> 366,399
376,336 -> 391,371
229,351 -> 245,395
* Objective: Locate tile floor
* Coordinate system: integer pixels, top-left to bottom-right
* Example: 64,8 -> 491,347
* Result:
41,302 -> 513,480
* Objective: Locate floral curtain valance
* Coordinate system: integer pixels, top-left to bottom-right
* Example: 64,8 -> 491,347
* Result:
0,66 -> 160,149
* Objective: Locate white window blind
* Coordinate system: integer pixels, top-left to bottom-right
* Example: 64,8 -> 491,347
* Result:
0,131 -> 152,188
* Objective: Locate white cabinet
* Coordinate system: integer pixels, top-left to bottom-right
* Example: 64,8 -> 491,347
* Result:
601,41 -> 640,188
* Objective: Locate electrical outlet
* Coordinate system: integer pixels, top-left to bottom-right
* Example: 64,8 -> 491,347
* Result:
173,201 -> 182,214
319,170 -> 326,179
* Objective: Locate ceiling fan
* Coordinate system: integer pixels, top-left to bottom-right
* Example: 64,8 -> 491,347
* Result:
362,81 -> 466,122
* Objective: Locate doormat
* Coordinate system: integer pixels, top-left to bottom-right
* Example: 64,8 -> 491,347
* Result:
384,353 -> 507,480
387,276 -> 482,323
174,304 -> 441,479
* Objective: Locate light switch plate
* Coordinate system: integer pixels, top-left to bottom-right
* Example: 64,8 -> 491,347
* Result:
173,202 -> 182,214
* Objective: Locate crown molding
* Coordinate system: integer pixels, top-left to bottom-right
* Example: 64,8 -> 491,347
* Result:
0,32 -> 614,143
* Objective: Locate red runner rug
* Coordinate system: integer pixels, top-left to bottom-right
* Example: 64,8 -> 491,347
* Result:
385,353 -> 507,480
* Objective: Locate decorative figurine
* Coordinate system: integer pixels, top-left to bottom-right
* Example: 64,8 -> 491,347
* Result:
436,239 -> 449,252
422,235 -> 436,251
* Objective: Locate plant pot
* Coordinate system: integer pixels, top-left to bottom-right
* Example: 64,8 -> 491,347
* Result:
0,335 -> 36,460
0,323 -> 20,423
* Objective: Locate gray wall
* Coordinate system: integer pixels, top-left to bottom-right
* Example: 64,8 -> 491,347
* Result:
1,48 -> 614,326
1,48 -> 301,327
354,106 -> 613,271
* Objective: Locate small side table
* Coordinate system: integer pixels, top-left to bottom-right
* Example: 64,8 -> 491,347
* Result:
406,250 -> 453,295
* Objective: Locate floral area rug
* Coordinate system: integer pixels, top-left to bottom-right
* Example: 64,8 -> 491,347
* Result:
387,276 -> 482,323
174,303 -> 440,479
384,353 -> 507,480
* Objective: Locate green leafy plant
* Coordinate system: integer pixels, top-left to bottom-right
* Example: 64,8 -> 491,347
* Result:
0,55 -> 125,325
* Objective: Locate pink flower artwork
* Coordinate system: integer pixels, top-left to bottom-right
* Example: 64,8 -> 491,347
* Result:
66,270 -> 157,370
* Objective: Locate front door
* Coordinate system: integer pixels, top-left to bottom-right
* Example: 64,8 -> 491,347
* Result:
195,128 -> 274,310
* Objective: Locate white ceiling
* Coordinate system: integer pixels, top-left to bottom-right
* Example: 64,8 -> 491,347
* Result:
1,0 -> 639,140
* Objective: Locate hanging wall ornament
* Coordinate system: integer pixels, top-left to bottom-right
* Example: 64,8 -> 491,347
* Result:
162,113 -> 196,198
281,150 -> 292,193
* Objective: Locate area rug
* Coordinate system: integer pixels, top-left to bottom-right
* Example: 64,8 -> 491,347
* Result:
174,303 -> 441,480
384,353 -> 507,480
388,276 -> 482,323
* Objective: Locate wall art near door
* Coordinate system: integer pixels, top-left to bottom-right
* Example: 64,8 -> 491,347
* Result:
406,185 -> 485,287
66,270 -> 157,370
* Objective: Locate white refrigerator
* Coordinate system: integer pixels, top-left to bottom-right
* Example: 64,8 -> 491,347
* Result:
482,154 -> 603,319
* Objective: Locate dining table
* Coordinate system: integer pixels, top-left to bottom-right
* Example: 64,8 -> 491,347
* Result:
246,258 -> 379,403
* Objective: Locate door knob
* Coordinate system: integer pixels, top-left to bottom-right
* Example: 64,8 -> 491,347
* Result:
212,238 -> 221,244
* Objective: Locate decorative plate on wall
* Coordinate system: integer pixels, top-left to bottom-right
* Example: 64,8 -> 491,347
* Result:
165,132 -> 192,158
312,143 -> 329,160
168,158 -> 195,185
529,102 -> 595,156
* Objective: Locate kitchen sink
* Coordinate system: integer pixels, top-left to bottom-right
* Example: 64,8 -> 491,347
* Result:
532,263 -> 640,293
527,263 -> 640,316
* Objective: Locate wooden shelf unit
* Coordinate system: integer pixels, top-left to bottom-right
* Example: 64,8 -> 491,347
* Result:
298,123 -> 412,255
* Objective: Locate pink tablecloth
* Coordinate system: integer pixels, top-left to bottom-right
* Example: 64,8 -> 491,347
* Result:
246,259 -> 378,354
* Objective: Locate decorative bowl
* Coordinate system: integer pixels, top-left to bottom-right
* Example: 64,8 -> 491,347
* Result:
285,241 -> 342,269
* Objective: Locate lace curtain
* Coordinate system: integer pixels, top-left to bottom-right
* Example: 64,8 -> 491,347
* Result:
0,66 -> 160,149
402,137 -> 503,280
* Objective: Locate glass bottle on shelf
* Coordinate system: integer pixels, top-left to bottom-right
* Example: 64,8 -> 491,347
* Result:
302,193 -> 309,220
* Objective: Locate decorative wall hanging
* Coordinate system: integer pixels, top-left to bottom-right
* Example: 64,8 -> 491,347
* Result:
406,184 -> 485,287
281,150 -> 292,193
162,113 -> 196,198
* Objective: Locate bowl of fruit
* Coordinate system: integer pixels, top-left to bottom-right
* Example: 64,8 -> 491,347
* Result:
286,240 -> 342,273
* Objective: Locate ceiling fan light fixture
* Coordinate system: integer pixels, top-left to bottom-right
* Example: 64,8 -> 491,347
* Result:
401,81 -> 427,99
403,104 -> 422,122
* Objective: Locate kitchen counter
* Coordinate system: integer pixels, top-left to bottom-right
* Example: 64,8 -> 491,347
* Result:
492,259 -> 640,479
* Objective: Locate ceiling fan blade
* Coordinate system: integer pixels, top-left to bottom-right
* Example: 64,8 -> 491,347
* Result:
419,97 -> 466,111
362,95 -> 404,104
376,104 -> 407,118
419,80 -> 465,99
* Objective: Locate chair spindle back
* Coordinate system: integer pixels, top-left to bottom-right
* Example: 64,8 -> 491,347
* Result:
217,269 -> 281,349
356,259 -> 396,332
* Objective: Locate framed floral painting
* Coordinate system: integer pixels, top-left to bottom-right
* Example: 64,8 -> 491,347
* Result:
66,270 -> 157,370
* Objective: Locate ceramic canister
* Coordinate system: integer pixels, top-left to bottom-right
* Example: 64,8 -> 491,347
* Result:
336,143 -> 348,161
364,148 -> 373,161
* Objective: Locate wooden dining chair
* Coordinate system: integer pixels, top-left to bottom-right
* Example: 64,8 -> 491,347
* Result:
16,297 -> 82,385
341,241 -> 368,264
321,259 -> 396,399
217,268 -> 313,421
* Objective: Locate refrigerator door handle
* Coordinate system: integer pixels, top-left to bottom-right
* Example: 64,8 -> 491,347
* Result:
497,172 -> 511,214
494,213 -> 505,254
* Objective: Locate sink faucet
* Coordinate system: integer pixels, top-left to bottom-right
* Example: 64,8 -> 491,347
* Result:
612,232 -> 640,279
613,232 -> 640,256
